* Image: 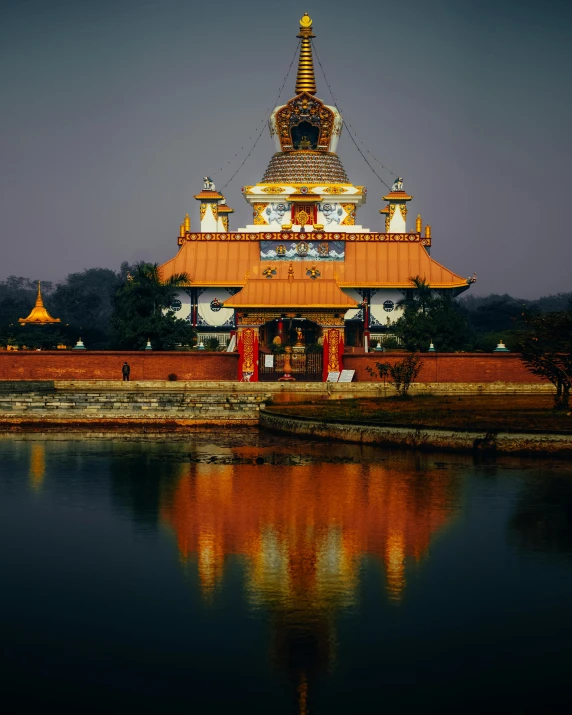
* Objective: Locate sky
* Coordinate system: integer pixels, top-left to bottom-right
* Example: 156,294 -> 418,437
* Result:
1,0 -> 570,298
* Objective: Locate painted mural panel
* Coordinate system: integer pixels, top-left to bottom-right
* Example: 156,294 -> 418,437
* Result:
260,240 -> 344,261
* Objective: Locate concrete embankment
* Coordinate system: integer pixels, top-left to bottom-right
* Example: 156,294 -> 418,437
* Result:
260,409 -> 572,457
0,387 -> 269,428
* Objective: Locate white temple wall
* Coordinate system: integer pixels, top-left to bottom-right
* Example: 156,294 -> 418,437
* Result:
170,290 -> 192,321
197,288 -> 236,328
369,289 -> 404,328
342,289 -> 363,321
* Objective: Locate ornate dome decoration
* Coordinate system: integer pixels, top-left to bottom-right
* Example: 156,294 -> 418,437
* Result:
273,94 -> 336,152
262,152 -> 349,184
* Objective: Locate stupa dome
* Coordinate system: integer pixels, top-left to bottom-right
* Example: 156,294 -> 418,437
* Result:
261,151 -> 349,184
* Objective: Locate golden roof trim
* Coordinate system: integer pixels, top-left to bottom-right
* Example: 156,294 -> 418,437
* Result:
338,282 -> 469,289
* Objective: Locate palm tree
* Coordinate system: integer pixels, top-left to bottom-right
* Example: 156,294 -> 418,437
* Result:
117,263 -> 190,319
397,276 -> 434,315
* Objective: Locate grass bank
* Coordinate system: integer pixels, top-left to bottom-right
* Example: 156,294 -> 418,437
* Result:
267,395 -> 572,434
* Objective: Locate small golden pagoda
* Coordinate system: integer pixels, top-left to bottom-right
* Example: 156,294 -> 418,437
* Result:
18,282 -> 61,325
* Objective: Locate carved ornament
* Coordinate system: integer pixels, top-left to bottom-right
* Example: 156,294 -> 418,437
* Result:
341,203 -> 356,226
178,231 -> 430,246
237,310 -> 345,327
253,203 -> 268,226
275,93 -> 335,151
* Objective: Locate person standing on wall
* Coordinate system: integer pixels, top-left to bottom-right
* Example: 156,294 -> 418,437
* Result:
122,362 -> 130,382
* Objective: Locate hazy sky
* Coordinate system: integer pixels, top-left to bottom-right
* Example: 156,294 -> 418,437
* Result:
1,0 -> 570,297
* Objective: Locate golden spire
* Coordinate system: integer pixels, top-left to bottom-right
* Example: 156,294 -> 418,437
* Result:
18,281 -> 61,325
416,214 -> 422,233
295,13 -> 316,95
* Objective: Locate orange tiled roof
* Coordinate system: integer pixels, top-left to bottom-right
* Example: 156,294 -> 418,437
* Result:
159,239 -> 466,289
224,279 -> 357,309
342,243 -> 467,288
193,190 -> 224,200
382,190 -> 413,201
159,242 -> 260,286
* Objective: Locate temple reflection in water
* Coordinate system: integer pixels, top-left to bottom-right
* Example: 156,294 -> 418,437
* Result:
161,460 -> 458,605
160,454 -> 459,708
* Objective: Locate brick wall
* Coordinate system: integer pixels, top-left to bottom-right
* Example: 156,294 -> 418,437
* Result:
0,351 -> 238,382
343,353 -> 544,383
0,351 -> 544,384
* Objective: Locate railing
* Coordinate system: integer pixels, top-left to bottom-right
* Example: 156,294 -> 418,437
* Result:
196,332 -> 231,347
258,350 -> 323,382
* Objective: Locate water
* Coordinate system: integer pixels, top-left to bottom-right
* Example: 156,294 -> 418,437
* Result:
1,432 -> 572,714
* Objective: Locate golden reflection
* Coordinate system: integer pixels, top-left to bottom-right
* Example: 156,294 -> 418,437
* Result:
297,672 -> 309,715
29,443 -> 46,491
160,460 -> 457,605
160,457 -> 458,702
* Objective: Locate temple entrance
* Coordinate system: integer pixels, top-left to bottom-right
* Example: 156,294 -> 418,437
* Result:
258,317 -> 323,382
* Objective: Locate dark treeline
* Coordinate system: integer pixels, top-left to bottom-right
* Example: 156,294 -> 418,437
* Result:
0,266 -> 132,349
458,292 -> 572,351
0,266 -> 570,351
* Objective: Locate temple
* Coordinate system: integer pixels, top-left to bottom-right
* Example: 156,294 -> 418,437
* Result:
18,282 -> 61,325
159,13 -> 472,381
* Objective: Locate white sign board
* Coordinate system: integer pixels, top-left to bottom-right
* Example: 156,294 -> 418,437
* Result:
338,370 -> 355,383
326,372 -> 340,382
264,354 -> 274,368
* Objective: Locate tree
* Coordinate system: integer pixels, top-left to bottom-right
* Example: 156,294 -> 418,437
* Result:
517,310 -> 572,408
397,276 -> 434,315
111,262 -> 196,350
51,268 -> 122,348
393,277 -> 472,352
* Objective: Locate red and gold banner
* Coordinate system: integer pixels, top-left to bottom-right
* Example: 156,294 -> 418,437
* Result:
237,328 -> 259,382
322,328 -> 344,381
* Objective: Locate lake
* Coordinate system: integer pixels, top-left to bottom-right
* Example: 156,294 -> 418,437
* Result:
1,432 -> 571,714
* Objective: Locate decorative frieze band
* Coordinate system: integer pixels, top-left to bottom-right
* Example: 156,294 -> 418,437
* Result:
178,231 -> 430,246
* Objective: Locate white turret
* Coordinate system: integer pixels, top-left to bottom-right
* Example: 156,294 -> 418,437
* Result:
194,177 -> 224,232
381,178 -> 413,233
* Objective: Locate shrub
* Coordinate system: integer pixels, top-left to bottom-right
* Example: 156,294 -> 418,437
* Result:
205,336 -> 220,351
366,354 -> 422,397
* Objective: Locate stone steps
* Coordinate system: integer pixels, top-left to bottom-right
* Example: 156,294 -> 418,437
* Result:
0,391 -> 268,419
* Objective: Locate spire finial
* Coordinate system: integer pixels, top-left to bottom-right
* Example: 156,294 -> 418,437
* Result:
35,281 -> 44,308
295,13 -> 316,95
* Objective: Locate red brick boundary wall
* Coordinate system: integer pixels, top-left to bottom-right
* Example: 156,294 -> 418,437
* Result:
343,353 -> 544,383
0,351 -> 544,384
0,351 -> 238,382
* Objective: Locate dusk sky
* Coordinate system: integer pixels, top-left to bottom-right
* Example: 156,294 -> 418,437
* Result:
1,0 -> 570,298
